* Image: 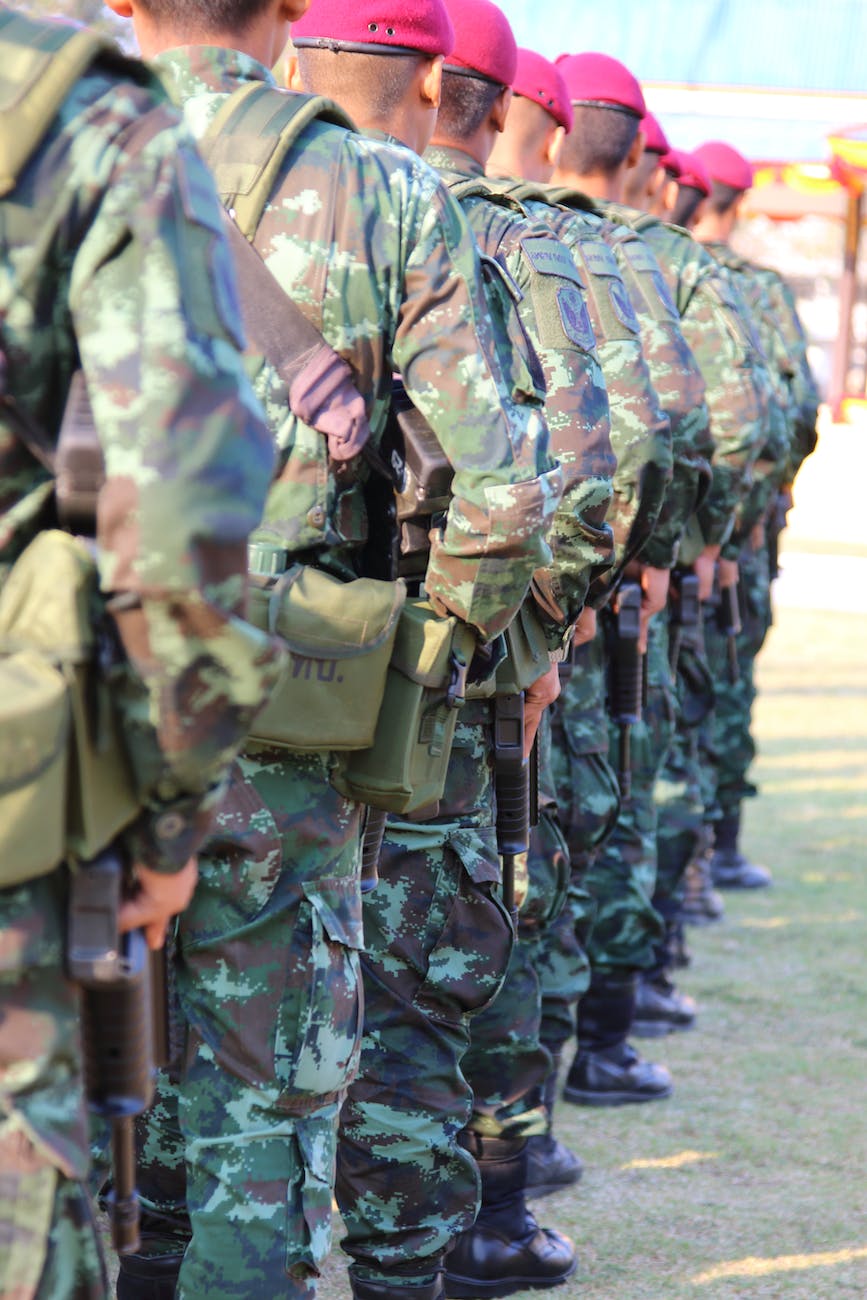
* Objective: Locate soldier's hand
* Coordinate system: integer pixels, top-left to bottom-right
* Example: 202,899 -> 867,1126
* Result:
571,605 -> 597,648
693,543 -> 721,602
718,556 -> 739,590
119,858 -> 199,950
638,565 -> 670,653
523,662 -> 560,757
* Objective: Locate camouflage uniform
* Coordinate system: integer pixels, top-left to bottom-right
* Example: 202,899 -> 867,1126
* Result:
133,47 -> 562,1299
615,216 -> 768,924
335,142 -> 615,1283
0,13 -> 281,1299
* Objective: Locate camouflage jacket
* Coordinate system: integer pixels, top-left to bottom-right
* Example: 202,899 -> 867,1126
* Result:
483,179 -> 673,596
156,48 -> 563,643
749,263 -> 819,478
424,145 -> 615,636
582,198 -> 713,571
703,241 -> 795,541
0,12 -> 283,872
611,211 -> 770,560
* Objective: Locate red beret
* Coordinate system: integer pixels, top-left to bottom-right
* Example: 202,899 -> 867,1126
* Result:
672,148 -> 711,197
512,48 -> 573,132
291,0 -> 455,58
659,149 -> 681,178
641,111 -> 668,155
555,51 -> 646,118
693,140 -> 753,192
442,0 -> 517,87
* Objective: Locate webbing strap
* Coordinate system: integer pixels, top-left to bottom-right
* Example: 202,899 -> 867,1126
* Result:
0,13 -> 110,196
197,83 -> 355,240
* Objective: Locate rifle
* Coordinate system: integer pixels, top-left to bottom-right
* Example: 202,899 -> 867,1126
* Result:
607,582 -> 643,801
668,571 -> 700,675
716,577 -> 742,684
493,693 -> 529,923
67,850 -> 165,1255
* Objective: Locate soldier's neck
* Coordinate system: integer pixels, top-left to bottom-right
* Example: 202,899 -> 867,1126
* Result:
134,15 -> 286,70
551,167 -> 623,202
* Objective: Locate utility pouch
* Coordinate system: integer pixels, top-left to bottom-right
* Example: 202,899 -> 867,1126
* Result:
246,555 -> 406,751
0,530 -> 139,886
332,600 -> 475,813
465,602 -> 550,700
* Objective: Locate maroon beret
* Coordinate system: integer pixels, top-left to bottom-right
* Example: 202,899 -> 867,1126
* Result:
512,48 -> 573,131
660,149 -> 682,178
641,111 -> 669,155
673,148 -> 711,197
555,51 -> 646,118
292,0 -> 455,58
693,140 -> 753,191
442,0 -> 517,87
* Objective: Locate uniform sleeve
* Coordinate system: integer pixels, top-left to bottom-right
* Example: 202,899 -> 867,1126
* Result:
392,181 -> 564,642
69,107 -> 285,872
613,239 -> 712,570
506,229 -> 615,635
683,270 -> 765,548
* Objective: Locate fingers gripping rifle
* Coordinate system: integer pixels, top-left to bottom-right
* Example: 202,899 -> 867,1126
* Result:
608,582 -> 643,802
67,852 -> 169,1255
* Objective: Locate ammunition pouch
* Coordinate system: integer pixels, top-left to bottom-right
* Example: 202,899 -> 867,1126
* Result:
332,599 -> 476,814
0,531 -> 139,888
245,554 -> 406,752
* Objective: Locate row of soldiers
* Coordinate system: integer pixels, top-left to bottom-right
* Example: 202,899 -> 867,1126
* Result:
0,0 -> 818,1298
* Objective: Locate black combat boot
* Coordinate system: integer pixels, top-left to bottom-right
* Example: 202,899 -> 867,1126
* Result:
349,1265 -> 446,1300
710,809 -> 772,889
525,1049 -> 583,1199
116,1252 -> 183,1300
563,971 -> 672,1106
632,921 -> 697,1038
444,1133 -> 576,1297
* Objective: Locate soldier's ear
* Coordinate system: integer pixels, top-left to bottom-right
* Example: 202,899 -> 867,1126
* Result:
420,55 -> 443,111
284,51 -> 304,91
544,125 -> 565,169
491,86 -> 513,134
626,127 -> 646,171
105,0 -> 133,16
280,0 -> 310,23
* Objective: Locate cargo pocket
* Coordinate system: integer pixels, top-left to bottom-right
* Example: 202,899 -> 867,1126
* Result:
412,837 -> 513,1023
286,1110 -> 339,1279
275,876 -> 364,1097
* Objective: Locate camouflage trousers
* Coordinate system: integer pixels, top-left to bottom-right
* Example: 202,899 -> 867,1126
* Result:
335,703 -> 513,1283
461,711 -> 573,1141
582,614 -> 673,973
701,541 -> 772,822
540,637 -> 620,1053
0,871 -> 108,1300
654,614 -> 715,910
134,749 -> 364,1299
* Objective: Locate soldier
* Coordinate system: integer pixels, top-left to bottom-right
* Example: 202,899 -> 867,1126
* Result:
535,51 -> 712,1105
623,111 -> 670,215
608,137 -> 771,1025
290,2 -> 612,1294
109,0 -> 564,1296
0,6 -> 284,1297
692,140 -> 817,892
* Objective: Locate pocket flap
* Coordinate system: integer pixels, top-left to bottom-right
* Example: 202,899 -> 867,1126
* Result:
0,653 -> 69,792
249,567 -> 405,660
389,600 -> 475,687
301,875 -> 364,950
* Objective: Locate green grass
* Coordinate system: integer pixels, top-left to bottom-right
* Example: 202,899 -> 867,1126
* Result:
317,603 -> 867,1300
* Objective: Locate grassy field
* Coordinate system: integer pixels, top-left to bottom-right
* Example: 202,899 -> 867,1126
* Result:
315,601 -> 867,1300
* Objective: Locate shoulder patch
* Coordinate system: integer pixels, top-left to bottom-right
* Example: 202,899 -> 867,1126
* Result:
579,241 -> 620,279
556,285 -> 596,352
622,240 -> 659,275
607,278 -> 640,334
520,235 -> 581,284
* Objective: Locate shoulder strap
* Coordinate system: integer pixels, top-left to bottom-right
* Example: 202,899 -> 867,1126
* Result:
447,175 -> 530,219
0,11 -> 124,197
542,185 -> 599,213
197,83 -> 355,240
